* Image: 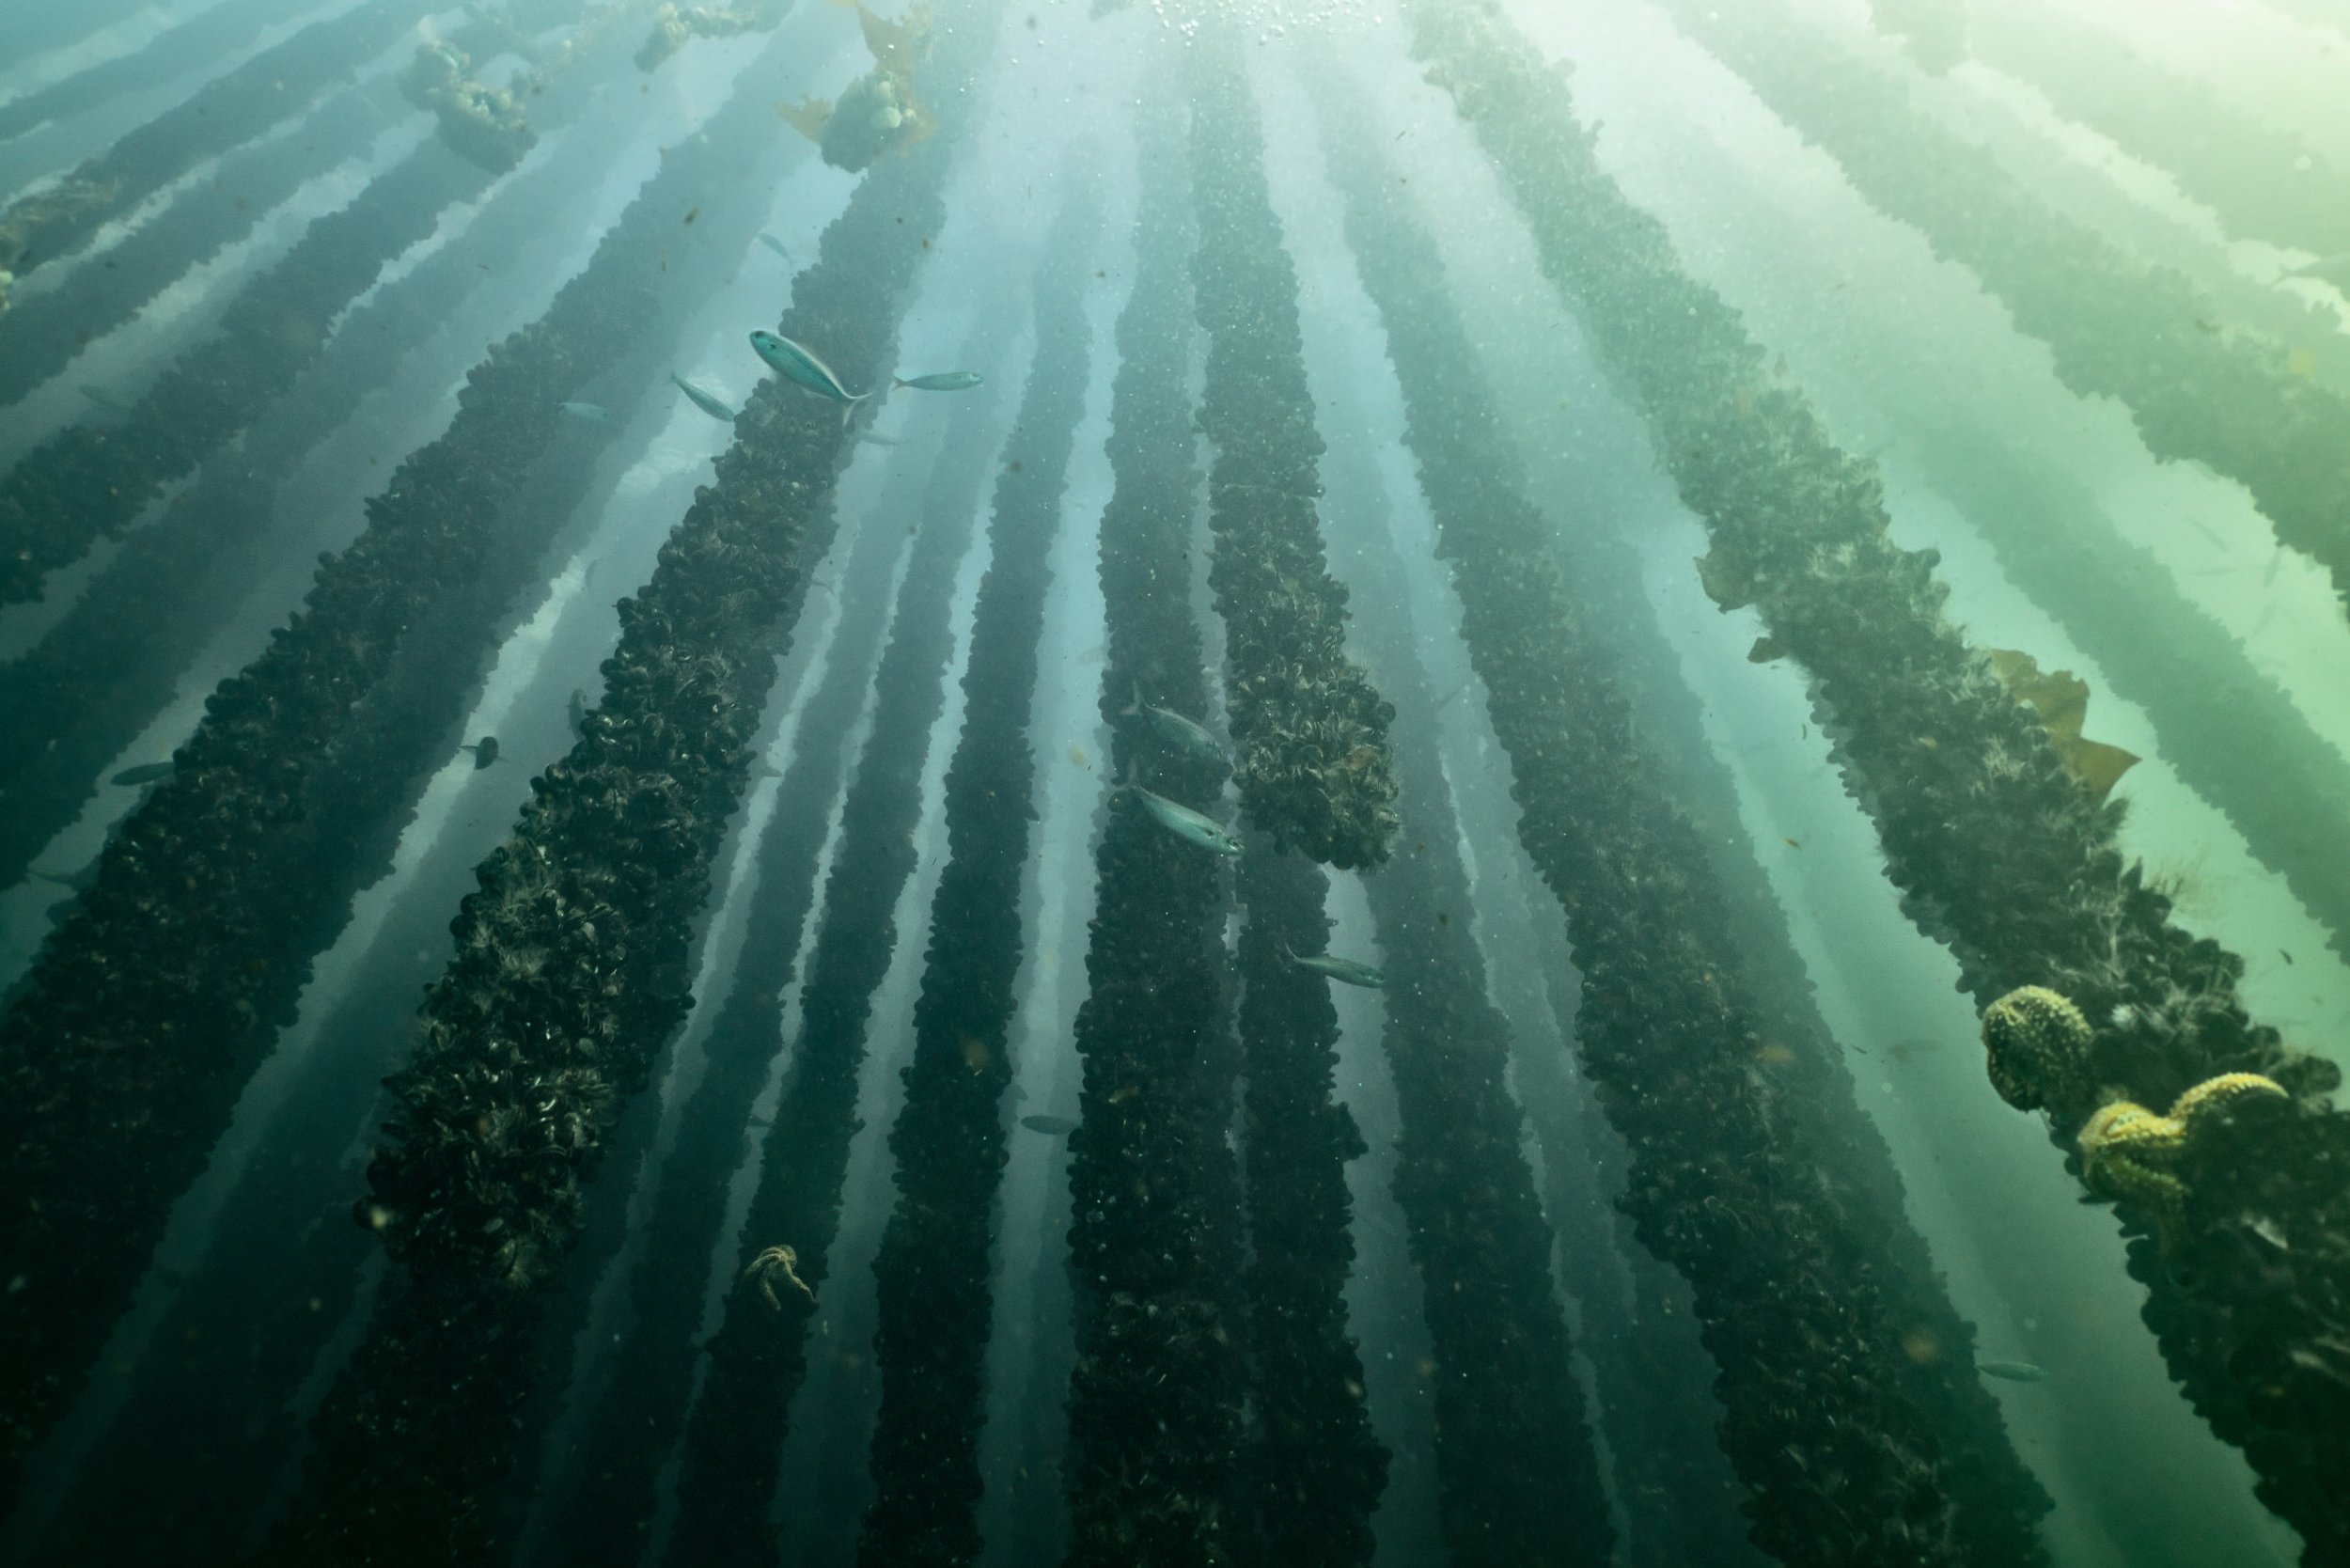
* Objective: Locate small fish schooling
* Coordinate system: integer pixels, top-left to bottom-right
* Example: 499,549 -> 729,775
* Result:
751,330 -> 868,404
1120,683 -> 1228,769
1978,1360 -> 2048,1384
669,371 -> 738,422
894,370 -> 984,392
1121,772 -> 1242,856
1281,941 -> 1385,989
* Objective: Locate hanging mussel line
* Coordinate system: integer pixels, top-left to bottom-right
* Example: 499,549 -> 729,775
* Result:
0,0 -> 426,303
1324,42 -> 2057,1568
1657,0 -> 2350,631
655,20 -> 1016,1563
538,350 -> 995,1568
1183,54 -> 1391,1566
849,156 -> 1102,1568
1183,37 -> 1399,874
0,11 -> 759,902
1058,90 -> 1248,1568
1413,0 -> 2350,1557
0,0 -> 650,598
1661,0 -> 2350,973
254,10 -> 1004,1560
0,15 -> 825,1522
1327,458 -> 1616,1567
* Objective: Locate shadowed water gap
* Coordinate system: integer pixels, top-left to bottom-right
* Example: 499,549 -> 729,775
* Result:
1413,4 -> 2350,1558
851,157 -> 1103,1568
1058,86 -> 1245,1568
248,15 -> 1010,1561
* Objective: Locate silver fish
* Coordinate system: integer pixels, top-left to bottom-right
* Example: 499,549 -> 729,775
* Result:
462,736 -> 499,769
109,760 -> 176,787
759,233 -> 791,259
750,330 -> 868,405
1020,1114 -> 1079,1136
1977,1360 -> 2048,1384
1122,773 -> 1241,857
1281,941 -> 1385,989
894,370 -> 983,392
1120,684 -> 1227,768
669,372 -> 737,422
560,400 -> 610,422
859,430 -> 906,447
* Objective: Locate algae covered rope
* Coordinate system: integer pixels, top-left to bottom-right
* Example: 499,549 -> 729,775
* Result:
1410,1 -> 2350,1557
1183,29 -> 1398,871
0,40 -> 731,896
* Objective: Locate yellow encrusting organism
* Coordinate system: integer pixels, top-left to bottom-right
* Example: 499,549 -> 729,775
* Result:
1980,984 -> 2094,1112
2075,1073 -> 2287,1244
2077,1099 -> 2190,1222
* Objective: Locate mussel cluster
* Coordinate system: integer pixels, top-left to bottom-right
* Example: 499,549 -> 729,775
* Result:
634,3 -> 769,72
1415,0 -> 2350,1553
400,41 -> 537,175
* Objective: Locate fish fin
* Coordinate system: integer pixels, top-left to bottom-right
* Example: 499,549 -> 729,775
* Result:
893,376 -> 911,388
